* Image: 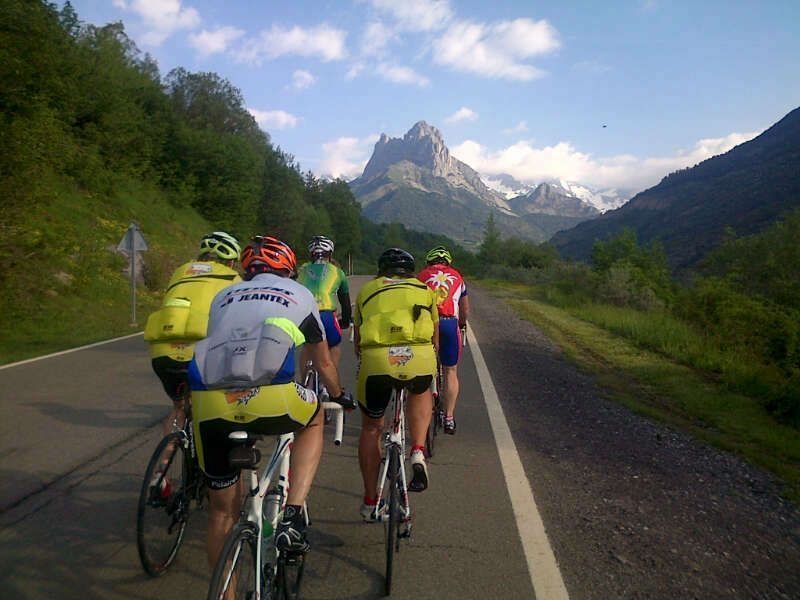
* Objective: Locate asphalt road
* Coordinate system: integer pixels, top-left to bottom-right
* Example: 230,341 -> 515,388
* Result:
0,276 -> 540,599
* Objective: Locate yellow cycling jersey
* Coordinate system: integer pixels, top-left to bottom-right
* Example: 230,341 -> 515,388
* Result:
145,261 -> 240,359
354,276 -> 438,348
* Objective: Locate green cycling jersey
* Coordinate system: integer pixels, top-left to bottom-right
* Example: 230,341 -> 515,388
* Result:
297,260 -> 349,311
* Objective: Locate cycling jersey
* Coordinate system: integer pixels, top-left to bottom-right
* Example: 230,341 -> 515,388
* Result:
145,261 -> 240,361
354,276 -> 438,348
297,261 -> 349,312
188,272 -> 326,489
417,264 -> 467,319
354,275 -> 438,416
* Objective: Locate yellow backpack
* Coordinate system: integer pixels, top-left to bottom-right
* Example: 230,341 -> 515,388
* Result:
358,279 -> 435,347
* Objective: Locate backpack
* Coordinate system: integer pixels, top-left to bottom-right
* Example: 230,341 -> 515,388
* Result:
358,280 -> 434,347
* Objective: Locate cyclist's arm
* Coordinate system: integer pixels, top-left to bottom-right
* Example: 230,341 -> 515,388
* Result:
337,288 -> 352,328
308,341 -> 344,398
458,295 -> 470,329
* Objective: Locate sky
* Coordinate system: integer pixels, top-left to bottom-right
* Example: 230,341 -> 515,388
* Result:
68,0 -> 800,194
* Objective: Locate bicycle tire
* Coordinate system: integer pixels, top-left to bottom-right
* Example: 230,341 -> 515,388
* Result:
384,445 -> 401,596
136,431 -> 190,577
207,522 -> 259,600
275,551 -> 306,600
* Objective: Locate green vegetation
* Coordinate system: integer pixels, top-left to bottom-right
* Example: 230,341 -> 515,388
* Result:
0,1 -> 470,364
476,214 -> 800,500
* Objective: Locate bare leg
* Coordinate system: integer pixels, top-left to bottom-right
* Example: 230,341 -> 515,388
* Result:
162,399 -> 186,437
285,410 -> 324,506
444,365 -> 459,418
407,389 -> 433,449
329,343 -> 342,370
207,484 -> 242,569
359,413 -> 384,499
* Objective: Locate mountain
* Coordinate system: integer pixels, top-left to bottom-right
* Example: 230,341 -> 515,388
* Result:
350,122 -> 597,246
551,106 -> 800,270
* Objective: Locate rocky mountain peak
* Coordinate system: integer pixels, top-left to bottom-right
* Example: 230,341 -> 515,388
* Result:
361,121 -> 453,181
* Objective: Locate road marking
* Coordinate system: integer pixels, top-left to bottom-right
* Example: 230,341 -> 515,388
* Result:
467,326 -> 570,600
0,332 -> 144,371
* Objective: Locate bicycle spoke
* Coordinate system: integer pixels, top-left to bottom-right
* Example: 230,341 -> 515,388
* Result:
137,432 -> 190,577
207,523 -> 259,600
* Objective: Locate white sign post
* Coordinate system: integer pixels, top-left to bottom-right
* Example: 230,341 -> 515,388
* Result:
117,223 -> 148,325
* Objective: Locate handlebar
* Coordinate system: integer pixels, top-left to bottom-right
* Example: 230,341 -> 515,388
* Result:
320,401 -> 348,445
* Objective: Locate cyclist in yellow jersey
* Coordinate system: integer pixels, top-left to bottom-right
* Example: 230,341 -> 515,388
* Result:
353,248 -> 438,520
144,232 -> 241,439
297,235 -> 351,372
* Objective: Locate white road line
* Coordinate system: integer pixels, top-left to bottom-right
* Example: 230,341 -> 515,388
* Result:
0,332 -> 144,370
467,326 -> 570,600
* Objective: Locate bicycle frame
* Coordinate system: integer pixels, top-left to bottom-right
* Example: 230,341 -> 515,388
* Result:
220,400 -> 346,595
375,387 -> 411,525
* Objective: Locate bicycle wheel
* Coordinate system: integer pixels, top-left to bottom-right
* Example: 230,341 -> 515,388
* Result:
384,445 -> 401,596
425,403 -> 436,459
136,431 -> 190,576
275,551 -> 306,600
207,522 -> 259,600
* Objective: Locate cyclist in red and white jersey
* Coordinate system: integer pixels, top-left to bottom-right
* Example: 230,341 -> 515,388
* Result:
417,246 -> 469,434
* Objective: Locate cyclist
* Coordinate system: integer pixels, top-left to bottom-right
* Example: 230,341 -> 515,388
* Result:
144,231 -> 242,441
296,235 -> 352,372
187,236 -> 351,571
417,246 -> 469,435
353,248 -> 438,520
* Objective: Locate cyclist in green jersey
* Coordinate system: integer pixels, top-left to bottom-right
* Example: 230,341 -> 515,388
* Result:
296,235 -> 352,371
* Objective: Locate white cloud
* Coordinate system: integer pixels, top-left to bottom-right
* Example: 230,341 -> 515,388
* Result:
368,0 -> 453,32
361,21 -> 398,56
346,62 -> 366,80
433,18 -> 560,80
120,0 -> 201,46
249,109 -> 300,130
376,63 -> 430,86
290,70 -> 316,90
319,135 -> 380,179
451,130 -> 761,191
503,120 -> 529,134
236,24 -> 347,65
189,26 -> 244,57
445,107 -> 478,124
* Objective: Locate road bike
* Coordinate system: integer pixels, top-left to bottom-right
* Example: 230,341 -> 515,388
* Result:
207,396 -> 352,600
425,362 -> 444,459
371,384 -> 414,597
136,403 -> 205,576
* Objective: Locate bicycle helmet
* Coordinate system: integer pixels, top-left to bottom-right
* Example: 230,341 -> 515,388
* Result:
199,231 -> 241,261
308,235 -> 334,256
377,248 -> 415,276
425,245 -> 452,265
241,236 -> 297,278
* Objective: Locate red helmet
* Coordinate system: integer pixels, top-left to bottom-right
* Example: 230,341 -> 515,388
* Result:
241,236 -> 297,277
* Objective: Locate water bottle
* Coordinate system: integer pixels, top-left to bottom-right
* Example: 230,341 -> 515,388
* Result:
262,489 -> 282,539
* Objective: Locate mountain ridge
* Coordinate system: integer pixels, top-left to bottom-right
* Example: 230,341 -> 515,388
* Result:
550,106 -> 800,270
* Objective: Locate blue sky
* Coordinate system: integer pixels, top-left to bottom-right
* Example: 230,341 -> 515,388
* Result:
68,0 -> 800,193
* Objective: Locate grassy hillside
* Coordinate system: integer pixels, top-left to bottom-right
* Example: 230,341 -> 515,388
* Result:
0,178 -> 210,364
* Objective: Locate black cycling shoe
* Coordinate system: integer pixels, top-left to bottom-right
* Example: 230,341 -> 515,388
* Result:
275,505 -> 310,553
444,417 -> 456,435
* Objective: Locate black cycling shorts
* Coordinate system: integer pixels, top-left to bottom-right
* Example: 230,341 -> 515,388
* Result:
151,356 -> 190,402
360,374 -> 433,419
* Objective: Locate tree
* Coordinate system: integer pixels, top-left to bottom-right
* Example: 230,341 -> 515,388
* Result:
478,212 -> 502,264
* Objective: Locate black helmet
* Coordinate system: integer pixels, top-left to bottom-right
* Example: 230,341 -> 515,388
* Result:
378,248 -> 415,276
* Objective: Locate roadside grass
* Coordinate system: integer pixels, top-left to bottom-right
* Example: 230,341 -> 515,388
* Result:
0,178 -> 210,365
480,279 -> 800,504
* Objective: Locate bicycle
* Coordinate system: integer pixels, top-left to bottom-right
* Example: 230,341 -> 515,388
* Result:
425,362 -> 444,459
207,395 -> 352,600
136,403 -> 205,577
371,384 -> 414,597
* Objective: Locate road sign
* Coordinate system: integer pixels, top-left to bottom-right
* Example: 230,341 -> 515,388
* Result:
117,223 -> 148,325
117,223 -> 148,252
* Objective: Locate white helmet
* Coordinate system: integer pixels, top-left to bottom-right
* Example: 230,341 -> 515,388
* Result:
308,235 -> 334,255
